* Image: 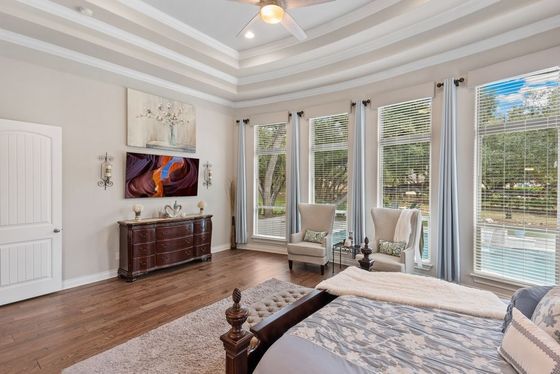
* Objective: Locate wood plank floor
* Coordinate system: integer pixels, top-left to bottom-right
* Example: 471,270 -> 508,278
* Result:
0,249 -> 344,374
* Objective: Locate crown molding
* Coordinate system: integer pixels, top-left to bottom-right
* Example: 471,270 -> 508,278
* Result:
16,0 -> 238,84
0,28 -> 234,107
232,15 -> 560,108
237,0 -> 499,85
114,0 -> 240,61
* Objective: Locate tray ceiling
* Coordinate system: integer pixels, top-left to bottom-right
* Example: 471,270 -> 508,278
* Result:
0,0 -> 559,108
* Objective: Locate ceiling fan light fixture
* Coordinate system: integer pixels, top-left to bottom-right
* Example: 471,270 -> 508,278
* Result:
260,4 -> 284,24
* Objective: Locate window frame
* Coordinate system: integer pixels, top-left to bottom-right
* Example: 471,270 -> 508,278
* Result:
308,112 -> 350,243
253,122 -> 288,241
377,97 -> 433,264
473,68 -> 560,286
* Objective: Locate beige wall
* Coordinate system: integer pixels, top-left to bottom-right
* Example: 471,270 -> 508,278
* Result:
0,56 -> 234,285
235,41 -> 560,293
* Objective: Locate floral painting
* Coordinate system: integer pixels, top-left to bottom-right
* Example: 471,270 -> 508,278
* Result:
127,88 -> 196,152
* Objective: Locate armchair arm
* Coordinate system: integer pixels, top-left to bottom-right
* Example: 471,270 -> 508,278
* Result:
400,247 -> 415,273
290,232 -> 304,243
324,234 -> 332,260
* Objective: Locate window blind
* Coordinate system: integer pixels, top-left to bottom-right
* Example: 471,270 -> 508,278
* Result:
310,113 -> 349,243
378,98 -> 432,261
255,123 -> 287,239
475,67 -> 560,285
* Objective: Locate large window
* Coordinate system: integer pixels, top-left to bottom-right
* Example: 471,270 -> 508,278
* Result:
475,68 -> 559,285
378,98 -> 432,261
255,123 -> 287,239
310,113 -> 349,243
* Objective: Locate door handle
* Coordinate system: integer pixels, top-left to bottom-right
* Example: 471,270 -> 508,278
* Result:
53,228 -> 62,233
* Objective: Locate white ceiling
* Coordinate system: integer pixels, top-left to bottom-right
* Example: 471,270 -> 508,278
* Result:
0,0 -> 559,107
142,0 -> 373,50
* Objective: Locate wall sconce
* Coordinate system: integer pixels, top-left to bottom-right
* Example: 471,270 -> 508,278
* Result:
98,152 -> 114,190
203,161 -> 213,188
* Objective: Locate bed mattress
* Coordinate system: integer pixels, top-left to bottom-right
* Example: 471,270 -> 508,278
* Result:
254,295 -> 514,374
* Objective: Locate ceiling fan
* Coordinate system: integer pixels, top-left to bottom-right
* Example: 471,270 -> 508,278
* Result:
230,0 -> 335,41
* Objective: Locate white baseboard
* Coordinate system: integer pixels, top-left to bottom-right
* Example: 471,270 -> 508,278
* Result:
241,245 -> 287,255
211,244 -> 231,253
62,269 -> 117,290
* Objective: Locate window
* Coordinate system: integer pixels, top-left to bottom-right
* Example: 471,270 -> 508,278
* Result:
255,123 -> 287,239
378,98 -> 432,261
475,68 -> 559,285
310,113 -> 349,243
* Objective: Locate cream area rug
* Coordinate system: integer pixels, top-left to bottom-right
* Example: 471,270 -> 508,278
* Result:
63,278 -> 299,374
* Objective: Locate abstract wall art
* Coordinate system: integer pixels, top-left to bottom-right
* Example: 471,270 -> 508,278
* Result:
127,88 -> 196,152
125,152 -> 199,198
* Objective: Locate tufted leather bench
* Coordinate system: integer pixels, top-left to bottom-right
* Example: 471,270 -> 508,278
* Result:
244,287 -> 312,351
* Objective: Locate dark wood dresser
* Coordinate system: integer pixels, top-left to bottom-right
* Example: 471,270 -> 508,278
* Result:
118,215 -> 213,281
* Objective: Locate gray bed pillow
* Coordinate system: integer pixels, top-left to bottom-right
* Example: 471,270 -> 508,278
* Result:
502,285 -> 554,332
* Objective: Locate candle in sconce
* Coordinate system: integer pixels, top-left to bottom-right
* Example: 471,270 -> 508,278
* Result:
105,164 -> 112,178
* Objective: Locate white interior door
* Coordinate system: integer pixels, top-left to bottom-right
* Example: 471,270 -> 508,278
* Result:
0,119 -> 62,305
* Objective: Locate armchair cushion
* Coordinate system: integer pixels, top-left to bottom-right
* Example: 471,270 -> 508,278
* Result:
378,240 -> 406,257
303,229 -> 327,244
287,241 -> 327,258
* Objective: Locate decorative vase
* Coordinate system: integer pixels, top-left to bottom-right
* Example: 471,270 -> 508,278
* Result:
169,124 -> 177,146
132,204 -> 143,221
231,215 -> 237,250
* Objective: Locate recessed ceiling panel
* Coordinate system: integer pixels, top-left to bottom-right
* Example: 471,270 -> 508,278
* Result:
142,0 -> 373,50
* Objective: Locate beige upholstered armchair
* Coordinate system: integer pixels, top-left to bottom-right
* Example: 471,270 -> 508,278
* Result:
361,207 -> 423,273
287,203 -> 336,275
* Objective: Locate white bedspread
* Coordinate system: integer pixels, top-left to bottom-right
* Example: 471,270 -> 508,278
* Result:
316,266 -> 507,319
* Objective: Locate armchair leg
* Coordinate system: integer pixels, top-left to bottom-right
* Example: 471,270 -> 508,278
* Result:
320,265 -> 325,275
288,260 -> 293,270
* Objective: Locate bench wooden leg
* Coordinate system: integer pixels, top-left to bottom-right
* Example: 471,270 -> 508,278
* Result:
288,260 -> 293,270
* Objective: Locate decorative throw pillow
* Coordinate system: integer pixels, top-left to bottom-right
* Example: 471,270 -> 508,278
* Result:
303,229 -> 327,244
532,287 -> 560,343
499,308 -> 560,373
377,240 -> 406,257
502,285 -> 553,332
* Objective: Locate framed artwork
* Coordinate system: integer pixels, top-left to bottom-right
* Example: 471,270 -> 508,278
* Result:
125,152 -> 199,198
127,88 -> 196,152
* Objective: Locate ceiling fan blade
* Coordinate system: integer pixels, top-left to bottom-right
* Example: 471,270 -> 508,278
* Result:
236,12 -> 261,37
283,0 -> 335,9
281,11 -> 307,41
228,0 -> 261,4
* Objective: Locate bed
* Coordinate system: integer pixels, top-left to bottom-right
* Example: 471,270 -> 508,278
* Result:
221,268 -> 513,374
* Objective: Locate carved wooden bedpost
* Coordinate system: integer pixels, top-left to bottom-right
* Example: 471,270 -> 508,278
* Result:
221,288 -> 253,374
358,237 -> 375,271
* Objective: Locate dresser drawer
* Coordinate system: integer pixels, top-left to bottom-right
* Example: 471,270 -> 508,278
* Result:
132,242 -> 155,257
156,223 -> 193,240
194,232 -> 211,246
156,236 -> 193,253
194,219 -> 212,234
196,244 -> 211,257
156,248 -> 194,267
132,227 -> 155,244
133,255 -> 155,272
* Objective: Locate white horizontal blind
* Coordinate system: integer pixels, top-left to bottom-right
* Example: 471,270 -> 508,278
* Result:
475,68 -> 560,285
255,123 -> 287,239
310,113 -> 349,243
378,98 -> 432,261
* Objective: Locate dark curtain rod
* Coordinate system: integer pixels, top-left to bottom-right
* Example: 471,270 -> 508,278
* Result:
437,77 -> 465,88
288,111 -> 304,119
351,99 -> 371,108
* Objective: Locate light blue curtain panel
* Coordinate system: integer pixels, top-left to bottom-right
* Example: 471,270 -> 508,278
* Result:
287,112 -> 301,239
351,102 -> 366,245
235,119 -> 248,244
437,78 -> 460,282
